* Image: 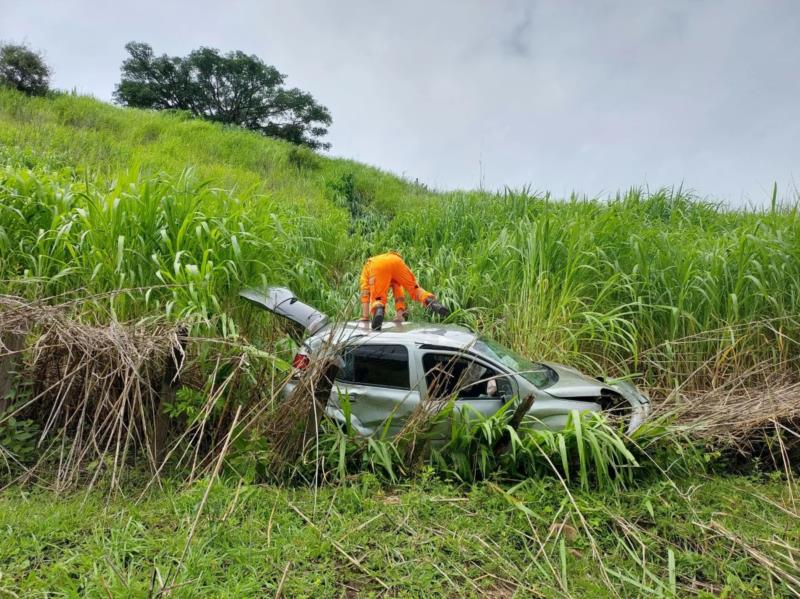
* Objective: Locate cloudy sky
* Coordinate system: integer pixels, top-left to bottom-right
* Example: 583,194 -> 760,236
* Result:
2,0 -> 799,205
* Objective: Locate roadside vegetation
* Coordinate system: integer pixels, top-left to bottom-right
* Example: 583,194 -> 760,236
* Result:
2,473 -> 797,597
1,88 -> 799,596
1,88 -> 798,380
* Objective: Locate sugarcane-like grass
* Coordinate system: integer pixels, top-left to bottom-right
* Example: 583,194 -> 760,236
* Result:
2,88 -> 800,597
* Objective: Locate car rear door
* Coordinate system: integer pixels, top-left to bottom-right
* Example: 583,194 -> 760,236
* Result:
328,342 -> 421,437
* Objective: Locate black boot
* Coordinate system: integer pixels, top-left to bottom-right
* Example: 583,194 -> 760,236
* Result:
426,300 -> 450,318
371,305 -> 385,330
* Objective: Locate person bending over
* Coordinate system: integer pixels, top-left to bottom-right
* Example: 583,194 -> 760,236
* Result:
359,251 -> 450,330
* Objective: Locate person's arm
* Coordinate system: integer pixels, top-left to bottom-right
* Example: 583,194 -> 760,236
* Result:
359,266 -> 370,320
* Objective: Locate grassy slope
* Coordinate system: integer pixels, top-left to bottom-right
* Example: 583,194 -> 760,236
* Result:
2,90 -> 800,597
0,88 -> 409,320
1,475 -> 798,598
2,88 -> 800,379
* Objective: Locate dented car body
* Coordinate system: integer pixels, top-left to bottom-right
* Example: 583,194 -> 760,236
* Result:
242,287 -> 651,436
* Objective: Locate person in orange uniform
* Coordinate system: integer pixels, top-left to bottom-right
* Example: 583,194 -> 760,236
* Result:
360,251 -> 450,330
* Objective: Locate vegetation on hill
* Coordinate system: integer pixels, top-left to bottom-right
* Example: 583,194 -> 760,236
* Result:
114,42 -> 332,150
1,88 -> 799,597
1,87 -> 798,383
0,43 -> 51,96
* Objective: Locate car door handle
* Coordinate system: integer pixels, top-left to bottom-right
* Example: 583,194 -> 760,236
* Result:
348,393 -> 361,402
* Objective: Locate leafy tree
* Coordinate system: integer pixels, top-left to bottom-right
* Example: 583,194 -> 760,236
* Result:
0,43 -> 51,96
114,42 -> 332,150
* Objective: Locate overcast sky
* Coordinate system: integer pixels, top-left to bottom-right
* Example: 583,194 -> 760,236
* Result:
2,0 -> 799,205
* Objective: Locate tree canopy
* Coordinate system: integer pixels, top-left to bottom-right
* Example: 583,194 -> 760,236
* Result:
0,43 -> 51,96
114,42 -> 332,150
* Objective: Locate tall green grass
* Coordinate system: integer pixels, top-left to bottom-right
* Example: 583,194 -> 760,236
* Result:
3,89 -> 799,598
1,87 -> 799,387
388,188 -> 800,381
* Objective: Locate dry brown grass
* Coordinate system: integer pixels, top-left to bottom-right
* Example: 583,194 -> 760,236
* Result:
0,295 -> 183,490
263,340 -> 337,473
644,350 -> 800,457
670,377 -> 800,445
0,296 -> 288,492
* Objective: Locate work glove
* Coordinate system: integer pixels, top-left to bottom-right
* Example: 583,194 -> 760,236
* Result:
426,300 -> 450,318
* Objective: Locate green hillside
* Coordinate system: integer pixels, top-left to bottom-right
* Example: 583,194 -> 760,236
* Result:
2,88 -> 799,383
2,89 -> 800,597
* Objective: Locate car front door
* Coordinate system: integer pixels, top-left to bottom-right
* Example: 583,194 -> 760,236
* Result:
421,352 -> 518,434
328,343 -> 420,437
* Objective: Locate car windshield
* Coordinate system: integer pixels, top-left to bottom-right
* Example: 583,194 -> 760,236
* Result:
475,337 -> 558,389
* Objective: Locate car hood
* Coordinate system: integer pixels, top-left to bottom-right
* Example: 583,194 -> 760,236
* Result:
541,362 -> 614,398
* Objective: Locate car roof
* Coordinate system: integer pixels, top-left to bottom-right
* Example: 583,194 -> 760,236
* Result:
311,320 -> 480,349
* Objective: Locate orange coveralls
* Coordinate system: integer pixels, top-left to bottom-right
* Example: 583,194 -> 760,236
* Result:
359,252 -> 434,316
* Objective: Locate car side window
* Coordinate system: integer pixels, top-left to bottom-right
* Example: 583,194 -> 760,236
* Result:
422,353 -> 512,400
337,344 -> 410,389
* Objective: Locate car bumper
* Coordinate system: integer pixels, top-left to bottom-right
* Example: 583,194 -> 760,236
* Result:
609,380 -> 651,434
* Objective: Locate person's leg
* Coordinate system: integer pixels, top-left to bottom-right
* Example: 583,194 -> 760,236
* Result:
359,262 -> 371,320
369,268 -> 392,312
369,261 -> 393,329
390,257 -> 434,305
390,255 -> 450,318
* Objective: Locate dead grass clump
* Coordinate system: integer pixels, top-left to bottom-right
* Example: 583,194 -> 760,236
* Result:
0,296 -> 184,490
672,379 -> 800,446
652,357 -> 800,467
628,322 -> 800,460
30,320 -> 181,490
0,295 -> 298,492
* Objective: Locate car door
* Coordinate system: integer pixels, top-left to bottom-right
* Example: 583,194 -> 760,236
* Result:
421,352 -> 518,434
328,343 -> 420,437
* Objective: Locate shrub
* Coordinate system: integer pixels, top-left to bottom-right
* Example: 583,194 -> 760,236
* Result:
0,43 -> 51,96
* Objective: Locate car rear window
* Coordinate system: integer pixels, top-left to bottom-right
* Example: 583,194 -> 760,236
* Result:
337,344 -> 410,389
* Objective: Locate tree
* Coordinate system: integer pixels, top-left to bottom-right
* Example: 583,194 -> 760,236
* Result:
0,43 -> 51,96
114,42 -> 332,150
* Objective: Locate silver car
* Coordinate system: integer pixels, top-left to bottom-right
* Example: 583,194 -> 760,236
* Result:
242,287 -> 651,437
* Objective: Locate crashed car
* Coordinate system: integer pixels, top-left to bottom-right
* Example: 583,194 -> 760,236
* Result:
242,287 -> 651,437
